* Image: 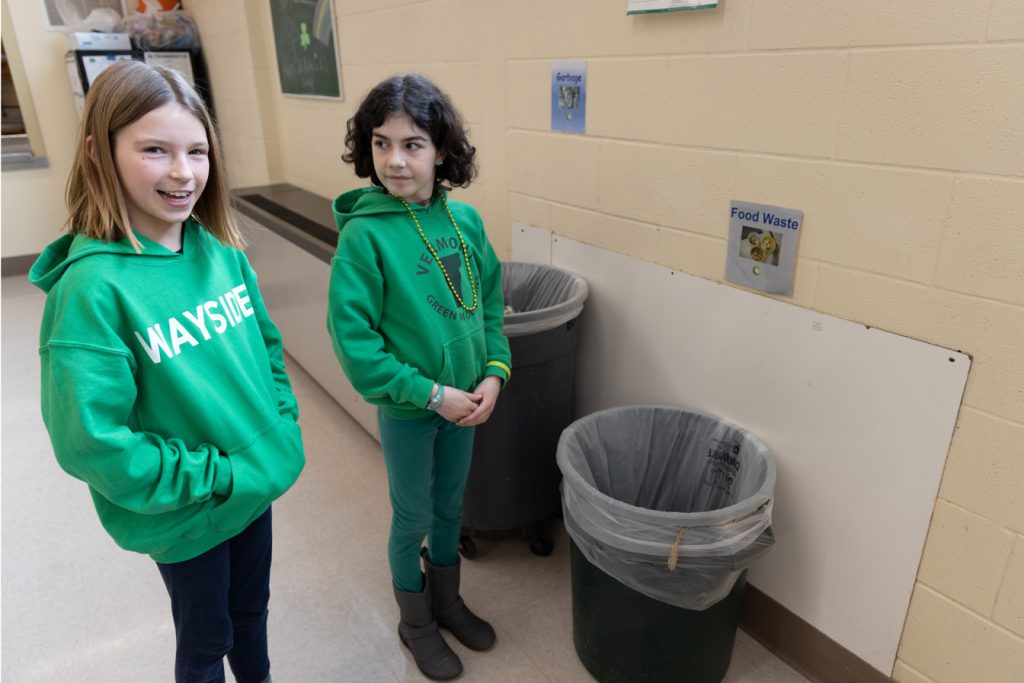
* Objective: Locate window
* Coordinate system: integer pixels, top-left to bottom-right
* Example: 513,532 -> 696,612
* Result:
2,6 -> 47,169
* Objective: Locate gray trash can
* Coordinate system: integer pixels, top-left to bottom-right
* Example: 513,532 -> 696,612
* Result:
461,262 -> 588,557
557,405 -> 776,682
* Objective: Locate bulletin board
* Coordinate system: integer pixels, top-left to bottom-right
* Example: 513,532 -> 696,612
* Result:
268,0 -> 343,99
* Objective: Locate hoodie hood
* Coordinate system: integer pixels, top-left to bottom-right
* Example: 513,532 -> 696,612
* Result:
332,186 -> 445,234
29,223 -> 190,293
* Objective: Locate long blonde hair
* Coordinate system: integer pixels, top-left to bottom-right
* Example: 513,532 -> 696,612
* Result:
65,60 -> 241,250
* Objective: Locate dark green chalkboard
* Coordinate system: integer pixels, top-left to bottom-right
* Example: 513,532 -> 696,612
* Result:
269,0 -> 343,98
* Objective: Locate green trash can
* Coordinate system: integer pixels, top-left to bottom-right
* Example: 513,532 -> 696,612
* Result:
557,406 -> 777,683
571,542 -> 748,683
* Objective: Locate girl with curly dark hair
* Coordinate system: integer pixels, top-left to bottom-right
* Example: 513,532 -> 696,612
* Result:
328,74 -> 510,680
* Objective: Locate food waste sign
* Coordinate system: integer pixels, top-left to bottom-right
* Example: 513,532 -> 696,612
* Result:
725,200 -> 802,297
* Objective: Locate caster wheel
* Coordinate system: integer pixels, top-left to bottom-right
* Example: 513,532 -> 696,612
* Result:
458,535 -> 479,560
528,534 -> 553,557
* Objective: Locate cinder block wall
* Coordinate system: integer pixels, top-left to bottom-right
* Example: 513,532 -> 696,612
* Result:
185,1 -> 1023,680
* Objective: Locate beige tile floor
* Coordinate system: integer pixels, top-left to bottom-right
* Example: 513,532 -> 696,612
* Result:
1,274 -> 808,682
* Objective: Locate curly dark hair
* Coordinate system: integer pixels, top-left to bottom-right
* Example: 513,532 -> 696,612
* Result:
343,73 -> 477,189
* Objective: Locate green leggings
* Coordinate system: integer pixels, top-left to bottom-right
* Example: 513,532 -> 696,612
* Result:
377,409 -> 476,592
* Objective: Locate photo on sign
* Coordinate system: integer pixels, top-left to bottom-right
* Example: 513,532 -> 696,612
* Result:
738,226 -> 782,267
558,85 -> 580,110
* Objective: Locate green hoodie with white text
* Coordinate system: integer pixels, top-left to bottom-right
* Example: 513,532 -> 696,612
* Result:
327,187 -> 511,418
30,219 -> 305,563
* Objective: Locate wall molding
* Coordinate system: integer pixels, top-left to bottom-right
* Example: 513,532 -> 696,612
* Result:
741,585 -> 893,683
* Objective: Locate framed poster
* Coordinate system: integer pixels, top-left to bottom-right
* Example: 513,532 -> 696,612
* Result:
269,0 -> 343,99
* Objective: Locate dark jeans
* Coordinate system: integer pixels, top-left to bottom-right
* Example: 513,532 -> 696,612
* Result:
156,507 -> 273,683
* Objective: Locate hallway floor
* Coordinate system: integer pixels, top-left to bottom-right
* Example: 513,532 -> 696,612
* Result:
1,274 -> 808,682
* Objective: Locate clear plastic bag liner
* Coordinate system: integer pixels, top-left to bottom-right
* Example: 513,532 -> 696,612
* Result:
557,405 -> 776,610
501,262 -> 588,337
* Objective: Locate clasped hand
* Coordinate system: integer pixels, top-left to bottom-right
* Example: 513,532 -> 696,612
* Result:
437,376 -> 502,427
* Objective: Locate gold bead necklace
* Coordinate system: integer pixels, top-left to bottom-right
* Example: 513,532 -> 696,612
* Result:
390,191 -> 479,312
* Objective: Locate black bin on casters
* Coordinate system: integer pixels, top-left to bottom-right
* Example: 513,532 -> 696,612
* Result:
557,406 -> 777,683
460,262 -> 589,558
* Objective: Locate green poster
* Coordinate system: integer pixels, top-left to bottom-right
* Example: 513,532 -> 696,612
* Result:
269,0 -> 343,98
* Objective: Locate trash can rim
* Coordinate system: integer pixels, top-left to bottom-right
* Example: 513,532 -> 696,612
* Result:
557,404 -> 777,526
501,261 -> 589,336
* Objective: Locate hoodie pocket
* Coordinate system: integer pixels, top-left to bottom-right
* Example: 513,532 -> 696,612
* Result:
437,326 -> 487,391
211,417 -> 305,533
96,495 -> 212,558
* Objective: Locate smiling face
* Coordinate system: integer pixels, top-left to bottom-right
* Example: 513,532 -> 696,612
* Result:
371,112 -> 443,205
110,102 -> 210,246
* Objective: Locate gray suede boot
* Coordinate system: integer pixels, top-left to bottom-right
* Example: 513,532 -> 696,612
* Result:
393,581 -> 463,680
423,552 -> 497,651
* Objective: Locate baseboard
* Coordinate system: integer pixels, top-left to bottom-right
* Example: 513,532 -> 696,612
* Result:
2,254 -> 39,277
740,584 -> 893,683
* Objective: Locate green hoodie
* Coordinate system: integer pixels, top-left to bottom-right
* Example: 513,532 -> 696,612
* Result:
328,187 -> 511,418
30,219 -> 305,563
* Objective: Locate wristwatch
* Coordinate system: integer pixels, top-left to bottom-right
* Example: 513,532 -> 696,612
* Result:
426,384 -> 444,411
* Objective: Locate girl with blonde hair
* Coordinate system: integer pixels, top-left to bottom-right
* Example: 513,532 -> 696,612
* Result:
30,60 -> 304,683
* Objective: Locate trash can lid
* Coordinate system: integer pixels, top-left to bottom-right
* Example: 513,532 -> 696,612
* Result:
501,262 -> 589,336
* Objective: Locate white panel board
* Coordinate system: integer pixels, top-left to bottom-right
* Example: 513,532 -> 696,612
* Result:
540,234 -> 969,674
511,221 -> 553,264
